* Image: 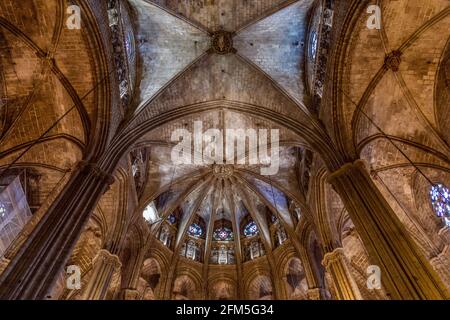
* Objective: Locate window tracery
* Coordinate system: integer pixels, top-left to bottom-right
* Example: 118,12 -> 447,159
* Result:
275,225 -> 287,246
430,184 -> 450,226
244,220 -> 258,237
213,226 -> 233,241
167,213 -> 177,225
180,240 -> 202,262
158,224 -> 173,248
243,239 -> 265,261
210,245 -> 235,265
188,223 -> 203,238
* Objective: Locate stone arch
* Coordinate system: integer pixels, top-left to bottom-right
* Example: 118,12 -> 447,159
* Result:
138,258 -> 162,300
172,275 -> 198,300
283,257 -> 308,300
208,279 -> 236,300
307,229 -> 333,299
247,274 -> 274,300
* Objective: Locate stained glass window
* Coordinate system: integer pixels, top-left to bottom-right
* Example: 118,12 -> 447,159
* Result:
143,202 -> 158,223
244,221 -> 258,237
0,202 -> 6,219
125,31 -> 135,58
188,223 -> 203,238
310,32 -> 318,59
213,227 -> 233,241
430,184 -> 450,226
167,213 -> 176,225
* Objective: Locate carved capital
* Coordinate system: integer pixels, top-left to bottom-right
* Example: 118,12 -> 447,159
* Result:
93,249 -> 122,271
78,161 -> 115,186
322,247 -> 346,268
327,159 -> 368,183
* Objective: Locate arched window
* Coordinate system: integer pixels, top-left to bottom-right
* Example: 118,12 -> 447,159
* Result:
143,202 -> 159,223
430,183 -> 450,226
185,240 -> 197,260
0,202 -> 6,219
276,225 -> 287,246
167,213 -> 177,225
218,245 -> 228,265
0,177 -> 32,257
244,220 -> 258,237
213,227 -> 233,241
188,223 -> 203,238
158,224 -> 171,247
309,31 -> 318,59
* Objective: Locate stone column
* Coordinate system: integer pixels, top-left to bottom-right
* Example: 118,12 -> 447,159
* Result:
0,161 -> 115,299
328,160 -> 449,299
118,245 -> 147,300
82,249 -> 122,300
322,248 -> 362,300
296,240 -> 327,300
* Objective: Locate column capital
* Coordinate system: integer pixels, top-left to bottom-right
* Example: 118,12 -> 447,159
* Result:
327,159 -> 369,183
322,247 -> 346,268
93,249 -> 122,271
78,161 -> 115,186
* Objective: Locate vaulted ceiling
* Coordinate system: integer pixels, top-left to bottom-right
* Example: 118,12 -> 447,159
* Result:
127,0 -> 316,262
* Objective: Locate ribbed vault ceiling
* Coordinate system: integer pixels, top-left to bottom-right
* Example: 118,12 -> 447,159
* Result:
127,0 -> 315,263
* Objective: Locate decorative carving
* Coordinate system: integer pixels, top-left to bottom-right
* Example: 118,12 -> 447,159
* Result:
78,161 -> 115,187
131,148 -> 148,196
327,159 -> 369,183
322,247 -> 345,268
384,50 -> 402,72
108,0 -> 132,107
212,164 -> 234,178
210,31 -> 235,55
310,3 -> 334,113
93,249 -> 122,271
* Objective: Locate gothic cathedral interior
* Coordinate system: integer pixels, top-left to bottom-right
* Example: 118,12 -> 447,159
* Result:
0,0 -> 449,301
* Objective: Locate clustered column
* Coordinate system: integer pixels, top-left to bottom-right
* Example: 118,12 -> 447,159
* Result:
82,249 -> 122,300
322,247 -> 362,300
328,160 -> 449,299
0,161 -> 115,299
